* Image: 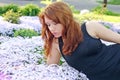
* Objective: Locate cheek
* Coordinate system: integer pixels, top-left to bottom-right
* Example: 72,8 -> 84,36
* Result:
59,24 -> 64,30
58,26 -> 63,32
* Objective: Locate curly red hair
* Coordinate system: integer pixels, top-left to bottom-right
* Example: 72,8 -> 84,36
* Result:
39,1 -> 83,57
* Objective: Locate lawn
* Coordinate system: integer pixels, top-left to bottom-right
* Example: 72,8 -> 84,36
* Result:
74,13 -> 120,23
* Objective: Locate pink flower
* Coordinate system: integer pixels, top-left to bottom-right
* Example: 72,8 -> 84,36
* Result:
0,71 -> 12,80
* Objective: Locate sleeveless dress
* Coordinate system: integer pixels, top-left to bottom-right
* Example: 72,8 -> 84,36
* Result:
58,23 -> 120,80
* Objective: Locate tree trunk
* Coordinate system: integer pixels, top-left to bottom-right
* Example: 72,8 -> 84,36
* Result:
103,0 -> 107,8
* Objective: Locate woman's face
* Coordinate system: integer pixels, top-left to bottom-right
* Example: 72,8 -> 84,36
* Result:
44,16 -> 63,38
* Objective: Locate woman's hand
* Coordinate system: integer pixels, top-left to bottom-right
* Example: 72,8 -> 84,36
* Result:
47,39 -> 61,65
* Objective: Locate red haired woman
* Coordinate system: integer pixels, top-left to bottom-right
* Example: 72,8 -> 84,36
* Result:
39,1 -> 120,80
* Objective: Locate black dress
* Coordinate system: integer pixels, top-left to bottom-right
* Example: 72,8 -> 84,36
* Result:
58,23 -> 120,80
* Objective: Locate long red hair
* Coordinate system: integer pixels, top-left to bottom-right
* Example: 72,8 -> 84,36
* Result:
39,1 -> 83,57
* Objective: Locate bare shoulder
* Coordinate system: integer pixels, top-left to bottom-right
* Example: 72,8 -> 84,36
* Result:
85,21 -> 102,39
86,21 -> 102,28
86,21 -> 120,43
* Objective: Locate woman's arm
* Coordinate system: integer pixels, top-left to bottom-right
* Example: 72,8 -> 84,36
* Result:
86,21 -> 120,44
47,39 -> 61,65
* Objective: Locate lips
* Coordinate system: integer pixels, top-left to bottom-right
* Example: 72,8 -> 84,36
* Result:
52,32 -> 57,36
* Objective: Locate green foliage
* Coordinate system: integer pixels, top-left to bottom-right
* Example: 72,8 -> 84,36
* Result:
103,9 -> 120,16
33,47 -> 45,64
74,13 -> 103,23
40,0 -> 62,5
3,10 -> 21,24
0,3 -> 40,16
70,5 -> 80,14
105,25 -> 110,29
14,29 -> 39,38
0,6 -> 3,15
59,59 -> 64,65
97,0 -> 120,5
1,4 -> 20,14
91,5 -> 120,16
19,4 -> 40,16
108,0 -> 120,5
40,0 -> 52,5
91,6 -> 103,14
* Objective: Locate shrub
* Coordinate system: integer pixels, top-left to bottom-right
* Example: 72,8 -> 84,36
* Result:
74,13 -> 103,24
19,4 -> 40,16
2,4 -> 20,14
70,5 -> 80,14
108,0 -> 120,5
0,6 -> 3,15
91,5 -> 120,16
3,10 -> 21,24
14,29 -> 39,38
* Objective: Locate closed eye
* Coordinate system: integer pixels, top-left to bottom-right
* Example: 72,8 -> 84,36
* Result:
53,22 -> 57,25
45,23 -> 50,27
45,22 -> 57,27
47,24 -> 51,27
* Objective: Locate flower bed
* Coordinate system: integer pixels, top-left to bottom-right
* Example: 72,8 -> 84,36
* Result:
0,16 -> 120,80
0,16 -> 41,36
0,16 -> 89,80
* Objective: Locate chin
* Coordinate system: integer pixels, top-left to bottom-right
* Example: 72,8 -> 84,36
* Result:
54,36 -> 59,38
54,35 -> 61,38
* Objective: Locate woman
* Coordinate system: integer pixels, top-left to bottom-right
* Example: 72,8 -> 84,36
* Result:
39,1 -> 120,80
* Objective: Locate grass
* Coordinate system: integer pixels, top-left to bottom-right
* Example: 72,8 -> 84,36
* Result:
74,13 -> 120,23
108,0 -> 120,5
102,15 -> 120,22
